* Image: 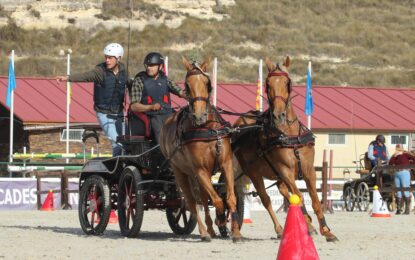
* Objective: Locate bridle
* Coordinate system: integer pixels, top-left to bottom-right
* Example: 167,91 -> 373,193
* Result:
265,65 -> 295,126
266,67 -> 292,104
185,63 -> 212,104
184,62 -> 213,126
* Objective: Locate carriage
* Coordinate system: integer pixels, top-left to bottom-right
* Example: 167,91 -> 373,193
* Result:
342,153 -> 395,212
77,111 -> 244,238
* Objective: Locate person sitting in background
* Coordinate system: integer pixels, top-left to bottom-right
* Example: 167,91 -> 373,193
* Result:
389,144 -> 414,215
368,134 -> 389,168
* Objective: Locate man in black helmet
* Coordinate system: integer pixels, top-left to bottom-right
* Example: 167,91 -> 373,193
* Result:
129,52 -> 186,144
368,134 -> 389,167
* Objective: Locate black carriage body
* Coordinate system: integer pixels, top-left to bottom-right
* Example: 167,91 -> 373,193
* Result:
79,136 -> 180,210
343,166 -> 394,212
78,133 -> 198,237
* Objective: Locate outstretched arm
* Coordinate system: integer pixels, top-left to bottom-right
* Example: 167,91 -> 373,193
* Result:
55,67 -> 104,84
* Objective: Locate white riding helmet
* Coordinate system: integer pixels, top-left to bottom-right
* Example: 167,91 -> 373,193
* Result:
103,43 -> 124,58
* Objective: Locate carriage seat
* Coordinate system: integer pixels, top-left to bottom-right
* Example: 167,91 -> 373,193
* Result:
128,110 -> 151,139
116,110 -> 151,155
355,152 -> 372,175
363,152 -> 373,171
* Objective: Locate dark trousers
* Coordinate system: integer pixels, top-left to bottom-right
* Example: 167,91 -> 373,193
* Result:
150,113 -> 172,144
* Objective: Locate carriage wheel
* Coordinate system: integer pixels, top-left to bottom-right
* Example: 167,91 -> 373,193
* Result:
117,166 -> 145,237
356,182 -> 370,211
343,185 -> 355,212
78,175 -> 111,235
166,197 -> 197,235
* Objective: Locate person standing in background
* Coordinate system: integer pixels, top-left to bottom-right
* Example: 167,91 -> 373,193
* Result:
56,43 -> 128,156
389,144 -> 414,215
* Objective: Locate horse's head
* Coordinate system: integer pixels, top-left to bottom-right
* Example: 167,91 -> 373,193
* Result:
182,56 -> 212,126
265,56 -> 292,126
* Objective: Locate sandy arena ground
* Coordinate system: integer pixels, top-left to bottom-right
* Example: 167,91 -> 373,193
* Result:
0,210 -> 414,259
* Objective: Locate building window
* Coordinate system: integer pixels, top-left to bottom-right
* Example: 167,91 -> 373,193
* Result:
60,129 -> 85,142
328,133 -> 346,145
391,135 -> 407,145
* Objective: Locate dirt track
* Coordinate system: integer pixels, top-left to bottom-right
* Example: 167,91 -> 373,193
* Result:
0,210 -> 414,259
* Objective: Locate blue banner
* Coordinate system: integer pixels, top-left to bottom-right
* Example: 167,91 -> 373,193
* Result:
305,64 -> 313,116
6,56 -> 16,108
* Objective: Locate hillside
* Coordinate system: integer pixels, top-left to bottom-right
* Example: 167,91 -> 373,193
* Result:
0,0 -> 414,87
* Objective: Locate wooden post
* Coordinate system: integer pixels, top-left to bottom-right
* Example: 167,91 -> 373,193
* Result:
322,161 -> 329,212
328,150 -> 334,213
61,171 -> 70,209
36,171 -> 42,210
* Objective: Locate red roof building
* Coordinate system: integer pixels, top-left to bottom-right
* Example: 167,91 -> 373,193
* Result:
1,77 -> 414,177
1,77 -> 415,132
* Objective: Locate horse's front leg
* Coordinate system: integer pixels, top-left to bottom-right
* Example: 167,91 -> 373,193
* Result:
220,149 -> 242,242
200,186 -> 216,238
195,168 -> 238,241
249,173 -> 284,238
277,180 -> 317,235
302,163 -> 338,242
173,168 -> 211,241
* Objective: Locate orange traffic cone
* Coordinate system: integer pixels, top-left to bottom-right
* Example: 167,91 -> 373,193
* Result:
41,189 -> 54,211
371,185 -> 391,218
108,210 -> 118,224
276,194 -> 319,260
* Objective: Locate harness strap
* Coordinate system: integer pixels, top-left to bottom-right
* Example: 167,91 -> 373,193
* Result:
256,136 -> 281,179
294,148 -> 303,180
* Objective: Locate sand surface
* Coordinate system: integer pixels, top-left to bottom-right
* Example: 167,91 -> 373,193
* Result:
0,209 -> 414,259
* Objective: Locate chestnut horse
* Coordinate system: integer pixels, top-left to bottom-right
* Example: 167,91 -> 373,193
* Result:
233,57 -> 338,242
159,57 -> 242,242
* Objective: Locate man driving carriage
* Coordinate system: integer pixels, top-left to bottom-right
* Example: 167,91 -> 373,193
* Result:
368,134 -> 390,168
129,52 -> 187,143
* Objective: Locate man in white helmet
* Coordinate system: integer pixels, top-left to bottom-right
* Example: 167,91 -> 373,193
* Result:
56,43 -> 128,156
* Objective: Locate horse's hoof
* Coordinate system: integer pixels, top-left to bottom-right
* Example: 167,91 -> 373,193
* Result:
232,236 -> 243,243
326,235 -> 339,242
201,236 -> 212,242
277,233 -> 283,239
218,226 -> 229,238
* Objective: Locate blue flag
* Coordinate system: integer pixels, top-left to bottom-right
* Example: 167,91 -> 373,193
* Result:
6,56 -> 16,108
305,63 -> 313,116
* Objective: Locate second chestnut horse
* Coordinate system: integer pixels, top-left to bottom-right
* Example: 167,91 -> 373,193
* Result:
233,56 -> 338,242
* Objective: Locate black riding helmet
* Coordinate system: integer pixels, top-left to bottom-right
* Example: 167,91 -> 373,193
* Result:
144,52 -> 164,65
376,134 -> 385,144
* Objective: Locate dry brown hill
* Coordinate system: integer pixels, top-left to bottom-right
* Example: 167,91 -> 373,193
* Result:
0,0 -> 414,87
